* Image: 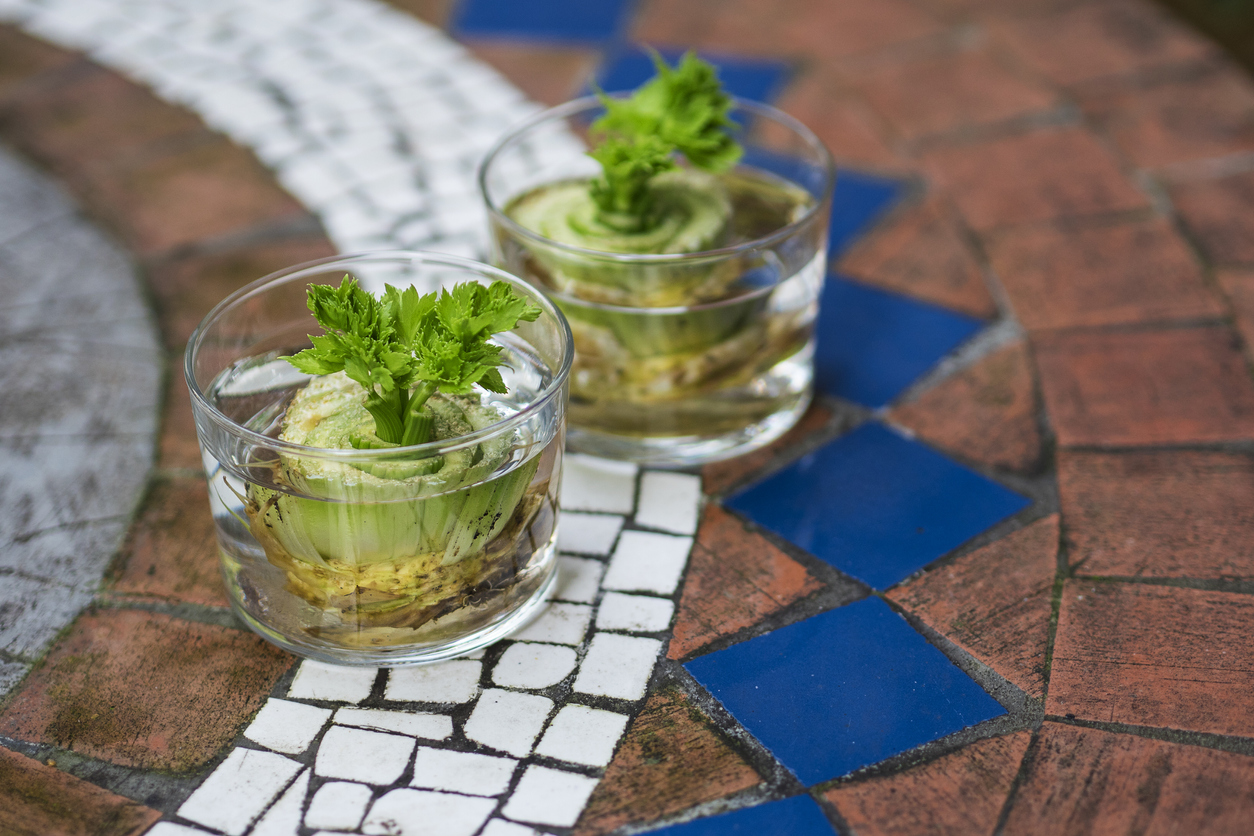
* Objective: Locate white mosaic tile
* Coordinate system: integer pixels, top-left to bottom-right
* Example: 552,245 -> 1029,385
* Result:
602,530 -> 693,596
491,642 -> 578,690
635,471 -> 703,535
249,768 -> 309,836
145,825 -> 217,836
561,454 -> 638,514
177,748 -> 302,836
287,661 -> 378,704
243,698 -> 332,755
481,821 -> 538,836
596,592 -> 676,633
385,659 -> 481,703
304,781 -> 373,831
557,512 -> 625,556
410,747 -> 517,796
362,789 -> 495,836
554,556 -> 605,604
509,602 -> 592,646
315,726 -> 416,785
464,688 -> 553,757
535,704 -> 630,767
501,766 -> 599,828
334,707 -> 453,740
574,634 -> 663,701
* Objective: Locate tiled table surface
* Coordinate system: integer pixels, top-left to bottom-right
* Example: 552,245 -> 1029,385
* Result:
2,0 -> 1254,833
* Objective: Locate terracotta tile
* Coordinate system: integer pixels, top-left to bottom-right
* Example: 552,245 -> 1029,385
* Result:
1217,267 -> 1254,351
159,355 -> 202,471
914,0 -> 1081,19
667,505 -> 824,660
1079,64 -> 1254,169
81,137 -> 306,258
891,341 -> 1042,474
466,41 -> 597,107
0,25 -> 77,104
775,0 -> 946,60
922,128 -> 1149,232
985,218 -> 1222,331
0,609 -> 292,771
4,64 -> 204,172
1059,450 -> 1254,579
1172,171 -> 1254,266
702,401 -> 837,496
631,0 -> 721,46
1003,723 -> 1254,834
775,73 -> 902,169
992,0 -> 1214,87
574,686 -> 762,835
857,48 -> 1057,140
1048,581 -> 1254,736
888,515 -> 1057,697
825,731 -> 1032,836
380,0 -> 455,28
112,477 -> 227,607
0,747 -> 161,836
146,237 -> 337,349
1035,326 -> 1254,446
838,197 -> 997,319
697,0 -> 792,58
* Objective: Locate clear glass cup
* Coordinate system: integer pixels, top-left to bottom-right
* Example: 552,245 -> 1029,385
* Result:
479,96 -> 835,466
184,252 -> 572,665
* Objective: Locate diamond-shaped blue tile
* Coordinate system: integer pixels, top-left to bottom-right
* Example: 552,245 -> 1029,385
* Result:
815,275 -> 983,408
647,795 -> 837,835
451,0 -> 633,43
828,169 -> 905,259
686,597 -> 1006,784
596,47 -> 792,104
725,423 -> 1030,589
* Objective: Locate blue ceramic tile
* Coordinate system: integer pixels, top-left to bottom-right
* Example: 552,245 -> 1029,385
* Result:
686,597 -> 1006,784
815,275 -> 983,408
596,47 -> 791,104
725,423 -> 1030,590
451,0 -> 633,43
828,170 -> 904,258
647,795 -> 837,835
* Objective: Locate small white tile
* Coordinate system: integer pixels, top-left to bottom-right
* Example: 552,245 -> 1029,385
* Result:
535,705 -> 629,767
491,643 -> 577,690
464,688 -> 553,757
501,765 -> 599,828
556,512 -> 623,555
385,659 -> 481,703
305,781 -> 373,831
177,748 -> 303,836
361,789 -> 496,836
635,471 -> 703,535
573,634 -> 661,701
554,556 -> 604,604
561,455 -> 637,514
601,531 -> 693,596
250,768 -> 309,836
334,707 -> 452,740
410,747 -> 517,796
244,698 -> 332,754
596,592 -> 675,633
144,825 -> 217,836
509,603 -> 592,646
288,661 -> 378,704
481,821 -> 537,836
315,726 -> 416,785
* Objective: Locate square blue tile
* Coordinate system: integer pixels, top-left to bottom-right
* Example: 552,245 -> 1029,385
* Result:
452,0 -> 633,43
686,597 -> 1006,784
596,47 -> 792,104
648,795 -> 837,835
815,275 -> 983,408
828,170 -> 905,259
725,423 -> 1030,590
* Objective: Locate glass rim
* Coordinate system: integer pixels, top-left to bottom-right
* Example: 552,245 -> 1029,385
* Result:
476,94 -> 837,266
183,250 -> 574,462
